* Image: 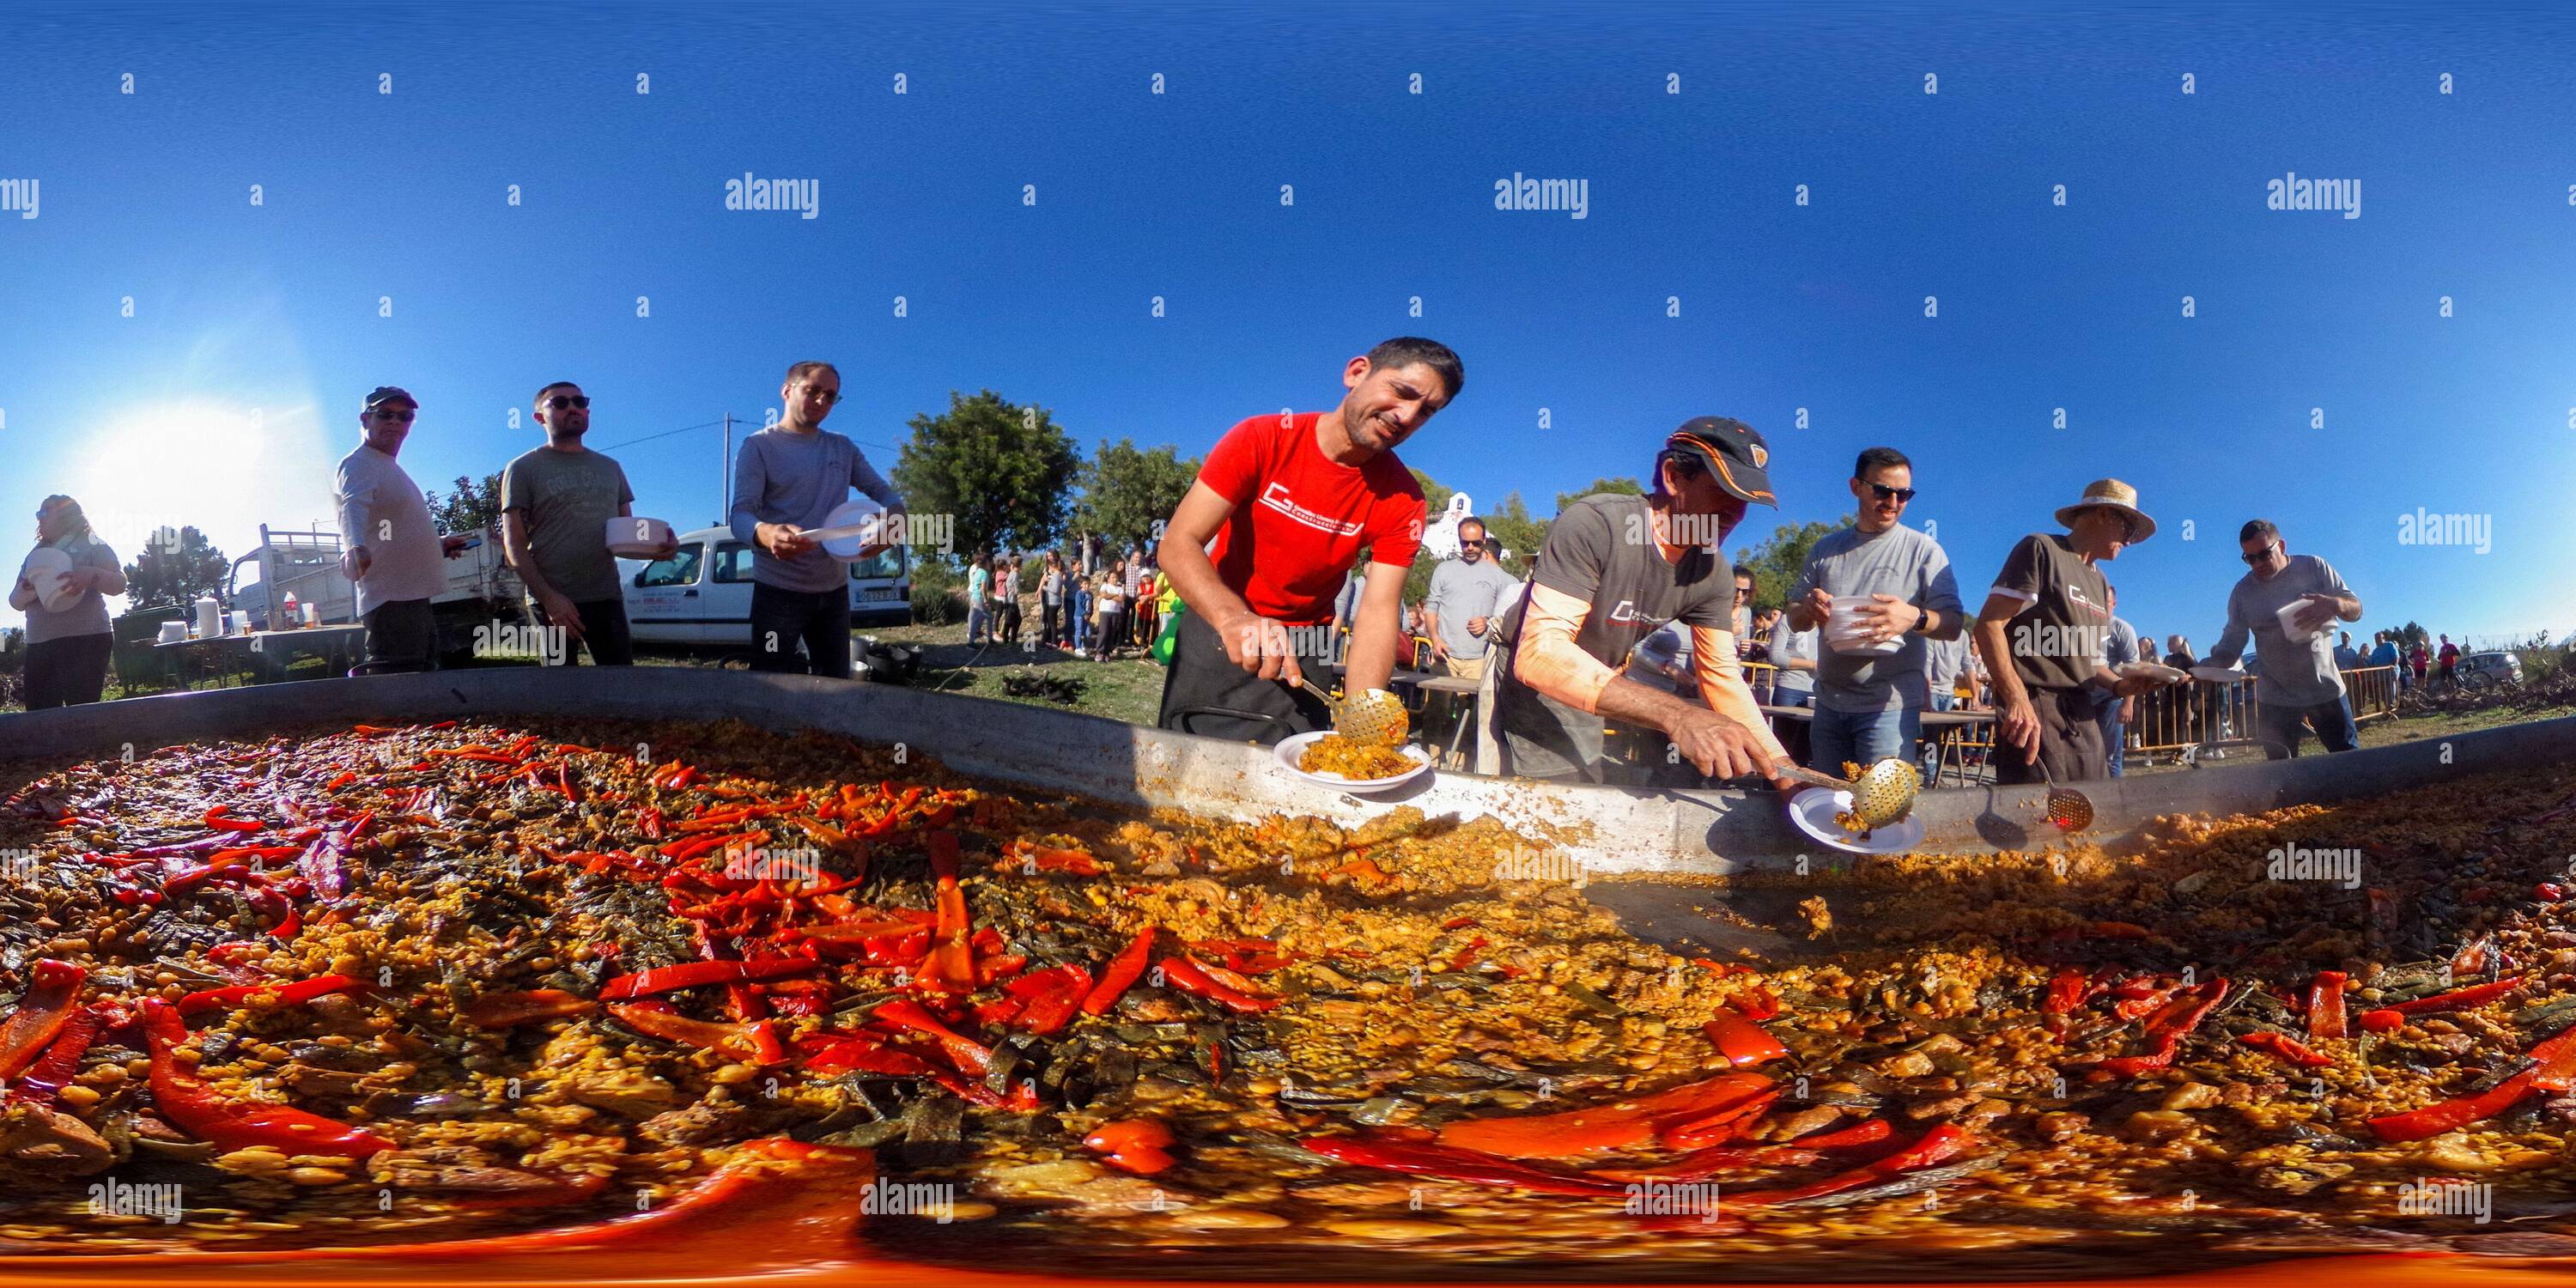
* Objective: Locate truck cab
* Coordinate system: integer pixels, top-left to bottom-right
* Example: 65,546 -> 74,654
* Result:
623,526 -> 911,652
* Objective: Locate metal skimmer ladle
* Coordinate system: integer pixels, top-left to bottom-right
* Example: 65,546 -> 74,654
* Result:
2033,758 -> 2095,831
1773,756 -> 1923,830
1291,678 -> 1411,746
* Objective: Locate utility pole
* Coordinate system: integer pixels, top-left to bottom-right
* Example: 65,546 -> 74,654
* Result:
720,413 -> 733,523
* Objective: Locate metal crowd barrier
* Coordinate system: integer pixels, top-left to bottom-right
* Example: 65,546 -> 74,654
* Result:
2128,664 -> 2401,760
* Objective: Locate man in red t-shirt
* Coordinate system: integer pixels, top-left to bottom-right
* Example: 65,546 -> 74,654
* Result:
1154,337 -> 1462,744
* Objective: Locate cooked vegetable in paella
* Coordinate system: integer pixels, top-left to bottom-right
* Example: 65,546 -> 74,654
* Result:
5,718 -> 2576,1276
1297,735 -> 1418,782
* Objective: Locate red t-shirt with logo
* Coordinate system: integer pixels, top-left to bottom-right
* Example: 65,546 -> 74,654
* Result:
1200,412 -> 1425,625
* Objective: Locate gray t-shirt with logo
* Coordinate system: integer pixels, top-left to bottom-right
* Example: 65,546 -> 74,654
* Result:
728,428 -> 904,595
1789,523 -> 1964,714
502,446 -> 635,604
2208,554 -> 2354,708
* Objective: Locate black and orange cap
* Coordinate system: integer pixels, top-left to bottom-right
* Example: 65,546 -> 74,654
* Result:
1666,416 -> 1777,507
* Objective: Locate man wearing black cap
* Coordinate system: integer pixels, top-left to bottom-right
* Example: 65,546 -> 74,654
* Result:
1480,419 -> 1795,787
333,386 -> 469,672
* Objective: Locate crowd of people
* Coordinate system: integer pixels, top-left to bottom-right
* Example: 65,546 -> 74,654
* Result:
4,339 -> 2495,800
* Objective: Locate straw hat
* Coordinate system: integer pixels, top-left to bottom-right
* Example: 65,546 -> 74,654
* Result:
2054,478 -> 2155,543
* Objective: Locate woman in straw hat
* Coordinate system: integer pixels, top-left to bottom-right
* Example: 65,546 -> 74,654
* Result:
1969,479 -> 2174,784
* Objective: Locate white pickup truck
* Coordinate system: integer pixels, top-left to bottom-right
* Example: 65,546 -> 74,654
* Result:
228,523 -> 527,659
621,526 -> 912,656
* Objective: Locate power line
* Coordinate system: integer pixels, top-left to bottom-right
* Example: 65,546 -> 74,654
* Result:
596,418 -> 726,452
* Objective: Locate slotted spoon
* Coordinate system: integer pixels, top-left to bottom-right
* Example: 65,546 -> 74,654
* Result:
1291,677 -> 1410,746
2033,758 -> 2095,830
1772,756 -> 1923,829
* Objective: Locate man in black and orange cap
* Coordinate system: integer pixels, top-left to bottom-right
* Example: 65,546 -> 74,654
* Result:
1479,418 -> 1796,787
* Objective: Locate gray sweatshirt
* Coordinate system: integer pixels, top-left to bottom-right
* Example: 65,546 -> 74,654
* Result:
728,427 -> 904,594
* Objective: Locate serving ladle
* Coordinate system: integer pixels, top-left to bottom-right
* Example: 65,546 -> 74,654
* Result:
1290,677 -> 1411,746
1772,756 -> 1923,830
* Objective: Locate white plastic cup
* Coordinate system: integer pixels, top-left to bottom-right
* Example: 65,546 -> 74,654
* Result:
1826,594 -> 1903,656
2275,598 -> 2318,643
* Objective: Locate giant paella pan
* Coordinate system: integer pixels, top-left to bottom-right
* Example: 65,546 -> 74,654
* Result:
3,669 -> 2575,1287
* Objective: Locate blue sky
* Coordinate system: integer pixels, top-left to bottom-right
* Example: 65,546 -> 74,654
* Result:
4,1 -> 2572,648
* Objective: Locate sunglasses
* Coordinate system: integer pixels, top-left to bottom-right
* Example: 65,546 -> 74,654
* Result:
370,408 -> 417,422
546,395 -> 592,410
2241,542 -> 2280,565
801,386 -> 841,405
1866,482 -> 1917,503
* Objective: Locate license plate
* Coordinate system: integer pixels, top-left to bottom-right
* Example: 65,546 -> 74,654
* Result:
862,587 -> 897,601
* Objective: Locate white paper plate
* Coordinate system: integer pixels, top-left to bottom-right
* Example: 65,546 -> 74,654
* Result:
19,549 -> 79,612
2118,661 -> 2189,684
1274,732 -> 1434,793
1786,786 -> 1926,855
2189,665 -> 2245,683
812,500 -> 888,561
605,517 -> 674,560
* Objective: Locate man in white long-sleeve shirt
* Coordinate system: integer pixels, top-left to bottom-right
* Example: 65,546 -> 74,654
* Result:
334,386 -> 467,672
728,361 -> 907,677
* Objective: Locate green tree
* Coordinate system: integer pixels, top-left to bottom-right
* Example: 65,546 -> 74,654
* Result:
1479,490 -> 1548,573
1071,439 -> 1200,554
892,391 -> 1082,562
1555,477 -> 1643,513
1730,520 -> 1838,616
123,526 -> 229,609
422,472 -> 502,535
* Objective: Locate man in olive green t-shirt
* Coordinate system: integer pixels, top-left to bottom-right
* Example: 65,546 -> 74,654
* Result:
501,380 -> 672,665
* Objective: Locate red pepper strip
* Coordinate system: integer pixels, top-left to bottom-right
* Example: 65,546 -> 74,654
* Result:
1084,1118 -> 1177,1174
1158,955 -> 1282,1013
2112,987 -> 2182,1022
662,765 -> 704,791
201,805 -> 268,833
2307,969 -> 2349,1040
1658,1091 -> 1781,1151
1437,1072 -> 1777,1160
2526,1023 -> 2576,1092
322,771 -> 357,791
607,1003 -> 780,1064
7,1006 -> 101,1108
1786,1117 -> 1896,1150
2242,1030 -> 2335,1068
1004,842 -> 1106,877
1083,926 -> 1157,1015
1006,964 -> 1096,1036
2385,976 -> 2524,1017
1729,986 -> 1784,1023
176,974 -> 365,1016
1722,1123 -> 1978,1206
872,998 -> 994,1075
797,1033 -> 941,1078
1704,1012 -> 1789,1068
2359,1008 -> 2406,1033
0,959 -> 87,1079
465,990 -> 598,1029
599,957 -> 822,1000
2368,1072 -> 2540,1143
2094,980 -> 2229,1076
971,996 -> 1026,1028
141,1000 -> 390,1159
923,831 -> 977,993
1302,1133 -> 1631,1197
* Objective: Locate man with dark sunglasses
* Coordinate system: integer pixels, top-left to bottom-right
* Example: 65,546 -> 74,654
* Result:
1783,447 -> 1965,772
729,361 -> 907,678
334,386 -> 470,672
502,381 -> 664,665
2197,519 -> 2363,757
